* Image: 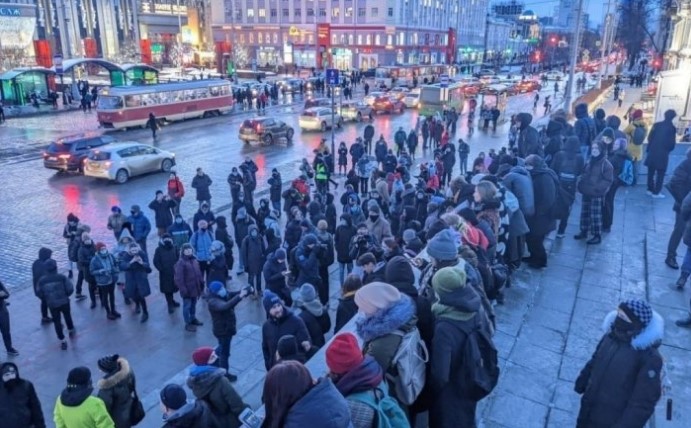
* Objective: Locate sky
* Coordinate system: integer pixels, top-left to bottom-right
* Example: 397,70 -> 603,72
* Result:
524,0 -> 604,27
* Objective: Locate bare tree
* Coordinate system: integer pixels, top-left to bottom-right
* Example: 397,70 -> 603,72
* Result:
617,0 -> 660,69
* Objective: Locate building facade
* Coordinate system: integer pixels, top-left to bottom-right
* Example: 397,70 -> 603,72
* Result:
211,0 -> 458,70
0,1 -> 38,70
455,0 -> 490,64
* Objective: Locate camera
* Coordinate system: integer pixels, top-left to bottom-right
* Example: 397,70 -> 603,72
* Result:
239,408 -> 263,428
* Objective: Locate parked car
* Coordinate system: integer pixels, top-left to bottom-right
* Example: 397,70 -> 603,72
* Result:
279,78 -> 303,93
299,107 -> 344,132
514,80 -> 542,93
304,97 -> 332,110
43,134 -> 117,173
372,96 -> 405,114
403,90 -> 420,108
239,118 -> 295,144
542,71 -> 564,81
83,142 -> 176,184
364,91 -> 386,106
388,86 -> 410,100
339,100 -> 373,122
473,68 -> 496,78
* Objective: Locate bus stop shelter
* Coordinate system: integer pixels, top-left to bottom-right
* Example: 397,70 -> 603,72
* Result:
0,67 -> 56,106
120,64 -> 159,85
50,58 -> 160,87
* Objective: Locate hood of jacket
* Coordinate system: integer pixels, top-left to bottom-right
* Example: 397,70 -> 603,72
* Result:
186,366 -> 225,398
60,385 -> 94,407
0,362 -> 20,380
508,165 -> 530,178
575,103 -> 589,119
594,108 -> 606,120
38,247 -> 53,261
333,356 -> 384,396
215,216 -> 228,229
339,213 -> 353,227
606,115 -> 622,130
516,112 -> 533,129
164,401 -> 206,425
308,201 -> 322,216
563,135 -> 581,154
210,240 -> 225,256
546,119 -> 563,136
118,228 -> 134,245
247,224 -> 259,236
384,256 -> 417,297
97,357 -> 131,390
602,310 -> 664,350
286,378 -> 351,428
356,295 -> 416,342
436,280 -> 481,313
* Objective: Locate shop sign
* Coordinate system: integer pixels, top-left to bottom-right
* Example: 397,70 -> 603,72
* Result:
289,26 -> 300,36
0,7 -> 21,17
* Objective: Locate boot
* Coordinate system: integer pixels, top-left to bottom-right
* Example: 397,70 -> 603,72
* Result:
676,272 -> 689,291
107,312 -> 118,320
586,235 -> 601,245
185,324 -> 197,332
666,255 -> 680,270
167,304 -> 175,314
140,312 -> 149,323
675,313 -> 691,328
112,310 -> 122,318
171,300 -> 181,307
574,231 -> 588,240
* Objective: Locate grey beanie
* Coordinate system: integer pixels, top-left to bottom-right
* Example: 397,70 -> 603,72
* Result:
426,229 -> 459,261
402,229 -> 417,244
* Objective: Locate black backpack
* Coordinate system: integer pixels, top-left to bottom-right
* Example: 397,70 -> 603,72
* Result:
461,317 -> 499,401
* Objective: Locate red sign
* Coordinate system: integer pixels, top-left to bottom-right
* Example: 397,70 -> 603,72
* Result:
317,23 -> 331,69
447,28 -> 456,63
140,39 -> 152,65
83,37 -> 98,57
33,39 -> 52,67
214,41 -> 231,74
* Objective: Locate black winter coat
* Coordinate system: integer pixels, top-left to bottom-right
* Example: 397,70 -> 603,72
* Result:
335,295 -> 358,332
191,174 -> 213,202
215,220 -> 235,270
32,248 -> 52,295
207,255 -> 228,285
206,291 -> 242,337
527,167 -> 558,235
666,156 -> 691,211
77,242 -> 96,281
645,119 -> 677,170
375,141 -> 388,163
299,309 -> 332,349
37,272 -> 73,308
334,224 -> 356,263
148,199 -> 176,229
680,192 -> 691,246
0,364 -> 45,428
261,310 -> 311,370
153,242 -> 178,294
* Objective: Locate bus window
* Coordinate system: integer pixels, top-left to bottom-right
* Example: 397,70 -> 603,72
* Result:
184,90 -> 195,100
196,88 -> 208,99
97,96 -> 124,109
375,68 -> 391,78
210,86 -> 220,97
125,95 -> 140,108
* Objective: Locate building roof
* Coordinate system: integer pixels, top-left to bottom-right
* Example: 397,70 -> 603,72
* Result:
0,67 -> 55,80
50,58 -> 122,73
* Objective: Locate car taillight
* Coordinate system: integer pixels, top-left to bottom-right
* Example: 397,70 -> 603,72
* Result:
42,152 -> 48,158
104,161 -> 112,167
256,124 -> 262,132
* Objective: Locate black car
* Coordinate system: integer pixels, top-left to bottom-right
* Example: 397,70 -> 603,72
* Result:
43,134 -> 117,173
239,118 -> 294,144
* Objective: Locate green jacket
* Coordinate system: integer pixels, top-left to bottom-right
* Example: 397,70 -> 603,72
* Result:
54,386 -> 114,428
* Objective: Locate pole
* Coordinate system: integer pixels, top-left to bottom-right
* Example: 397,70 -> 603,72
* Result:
177,0 -> 183,74
60,0 -> 72,58
482,14 -> 490,65
563,0 -> 585,113
331,83 -> 335,155
598,0 -> 613,89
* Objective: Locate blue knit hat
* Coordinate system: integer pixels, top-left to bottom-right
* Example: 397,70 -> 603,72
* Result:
426,229 -> 459,261
263,290 -> 282,313
208,281 -> 225,295
620,299 -> 653,326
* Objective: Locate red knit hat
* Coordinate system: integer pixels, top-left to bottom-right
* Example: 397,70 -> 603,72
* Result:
192,346 -> 216,366
326,333 -> 363,375
95,242 -> 107,251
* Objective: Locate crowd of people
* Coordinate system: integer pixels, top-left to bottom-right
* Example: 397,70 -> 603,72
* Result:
0,93 -> 680,427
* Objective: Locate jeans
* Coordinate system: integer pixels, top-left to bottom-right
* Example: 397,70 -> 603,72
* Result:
98,284 -> 116,313
359,177 -> 369,194
183,297 -> 197,325
216,335 -> 233,371
0,307 -> 13,351
87,279 -> 97,305
339,262 -> 353,284
75,270 -> 84,295
668,210 -> 685,258
459,155 -> 468,175
198,261 -> 209,281
49,304 -> 74,341
647,167 -> 666,195
247,272 -> 262,293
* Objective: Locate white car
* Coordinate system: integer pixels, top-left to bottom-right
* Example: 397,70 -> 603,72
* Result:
403,92 -> 420,108
543,71 -> 565,81
299,107 -> 344,132
84,142 -> 176,184
364,91 -> 385,106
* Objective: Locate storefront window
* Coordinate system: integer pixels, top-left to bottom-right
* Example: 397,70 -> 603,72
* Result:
374,34 -> 381,46
258,33 -> 263,43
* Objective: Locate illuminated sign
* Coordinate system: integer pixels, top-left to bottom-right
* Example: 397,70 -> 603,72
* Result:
0,7 -> 21,16
140,2 -> 187,15
289,26 -> 300,36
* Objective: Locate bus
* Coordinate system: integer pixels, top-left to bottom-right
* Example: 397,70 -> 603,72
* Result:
418,82 -> 465,117
96,79 -> 234,130
374,66 -> 401,88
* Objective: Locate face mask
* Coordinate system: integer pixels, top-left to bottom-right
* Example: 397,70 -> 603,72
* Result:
218,288 -> 228,298
612,316 -> 639,341
99,249 -> 108,256
339,220 -> 346,226
251,231 -> 258,237
163,239 -> 173,246
175,218 -> 183,224
591,149 -> 601,157
183,250 -> 193,257
369,214 -> 379,221
200,226 -> 207,230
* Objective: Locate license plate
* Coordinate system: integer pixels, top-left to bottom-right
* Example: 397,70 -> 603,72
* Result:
47,157 -> 57,161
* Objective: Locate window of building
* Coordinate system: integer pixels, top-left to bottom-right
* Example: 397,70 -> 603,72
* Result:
358,7 -> 365,17
371,7 -> 378,17
249,33 -> 254,43
235,8 -> 242,20
308,34 -> 314,44
319,8 -> 326,16
240,34 -> 245,43
357,34 -> 362,45
283,8 -> 289,17
388,7 -> 393,17
375,34 -> 381,45
295,8 -> 301,16
332,7 -> 339,17
270,8 -> 277,17
345,7 -> 353,17
307,8 -> 314,16
247,9 -> 255,18
258,33 -> 263,43
258,9 -> 266,17
387,34 -> 393,45
332,35 -> 338,44
348,34 -> 354,45
273,33 -> 278,43
366,34 -> 371,45
340,34 -> 346,44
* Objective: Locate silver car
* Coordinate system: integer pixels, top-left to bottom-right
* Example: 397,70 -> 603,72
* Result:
84,142 -> 176,184
339,101 -> 373,122
299,107 -> 343,132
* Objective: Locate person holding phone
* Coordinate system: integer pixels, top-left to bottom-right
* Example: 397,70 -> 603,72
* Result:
205,281 -> 250,378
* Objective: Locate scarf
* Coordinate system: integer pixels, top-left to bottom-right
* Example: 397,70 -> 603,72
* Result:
432,302 -> 476,322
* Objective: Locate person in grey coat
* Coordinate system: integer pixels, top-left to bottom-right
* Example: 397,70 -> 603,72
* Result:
191,167 -> 213,207
498,161 -> 534,268
645,109 -> 677,197
516,113 -> 543,158
241,225 -> 267,296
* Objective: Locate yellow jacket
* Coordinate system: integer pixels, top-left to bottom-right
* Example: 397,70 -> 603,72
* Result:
624,118 -> 647,161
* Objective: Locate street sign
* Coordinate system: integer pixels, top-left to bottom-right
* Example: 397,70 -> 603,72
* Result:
326,68 -> 339,86
54,54 -> 63,75
440,73 -> 449,87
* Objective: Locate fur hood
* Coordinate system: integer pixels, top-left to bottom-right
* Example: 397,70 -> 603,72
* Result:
97,357 -> 131,390
356,295 -> 416,342
602,310 -> 665,350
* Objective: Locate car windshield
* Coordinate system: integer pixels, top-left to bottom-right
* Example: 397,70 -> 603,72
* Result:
97,96 -> 123,110
303,111 -> 317,117
47,142 -> 74,153
89,151 -> 111,161
242,120 -> 254,127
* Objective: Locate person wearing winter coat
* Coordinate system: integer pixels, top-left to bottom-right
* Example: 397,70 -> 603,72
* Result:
574,102 -> 597,160
268,169 -> 283,214
374,137 -> 388,167
603,138 -> 632,232
605,115 -> 628,143
160,384 -> 213,428
187,347 -> 247,428
542,119 -> 564,162
523,156 -> 558,268
68,224 -> 89,296
214,216 -> 234,269
36,259 -> 75,350
359,253 -> 387,285
233,208 -> 255,274
337,142 -> 349,175
295,284 -> 331,350
335,274 -> 362,333
95,355 -> 134,428
191,167 -> 213,207
89,243 -> 121,319
645,109 -> 677,197
294,234 -> 323,290
63,213 -> 81,278
383,149 -> 397,174
175,244 -> 205,332
516,112 -> 543,158
113,230 -> 135,306
127,205 -> 151,254
190,220 -> 214,278
593,108 -> 607,135
335,214 -> 357,284
119,243 -> 152,323
77,233 -> 98,308
363,124 -> 375,152
0,362 -> 45,428
166,172 -> 185,214
227,167 -> 243,203
153,234 -> 180,313
262,361 -> 352,428
429,267 -> 493,428
31,247 -> 53,323
576,141 -> 614,245
193,203 -> 216,232
326,333 -> 408,428
575,299 -> 663,428
261,291 -> 311,370
665,148 -> 691,269
624,109 -> 648,164
365,203 -> 391,245
354,282 -> 418,375
106,206 -> 126,240
356,155 -> 377,195
207,240 -> 229,285
53,367 -> 114,428
407,129 -> 418,159
262,249 -> 292,306
206,282 -> 250,374
167,214 -> 192,251
241,225 -> 267,295
551,135 -> 586,237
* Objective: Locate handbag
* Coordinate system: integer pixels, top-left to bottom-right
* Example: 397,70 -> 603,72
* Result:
129,376 -> 146,425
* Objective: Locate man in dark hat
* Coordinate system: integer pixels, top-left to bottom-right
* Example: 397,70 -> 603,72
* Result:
645,109 -> 677,198
53,367 -> 113,426
0,362 -> 45,428
260,290 -> 311,370
161,383 -> 212,427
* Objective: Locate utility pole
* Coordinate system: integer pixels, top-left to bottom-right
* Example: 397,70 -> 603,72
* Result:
598,0 -> 613,89
563,0 -> 585,113
482,13 -> 490,65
